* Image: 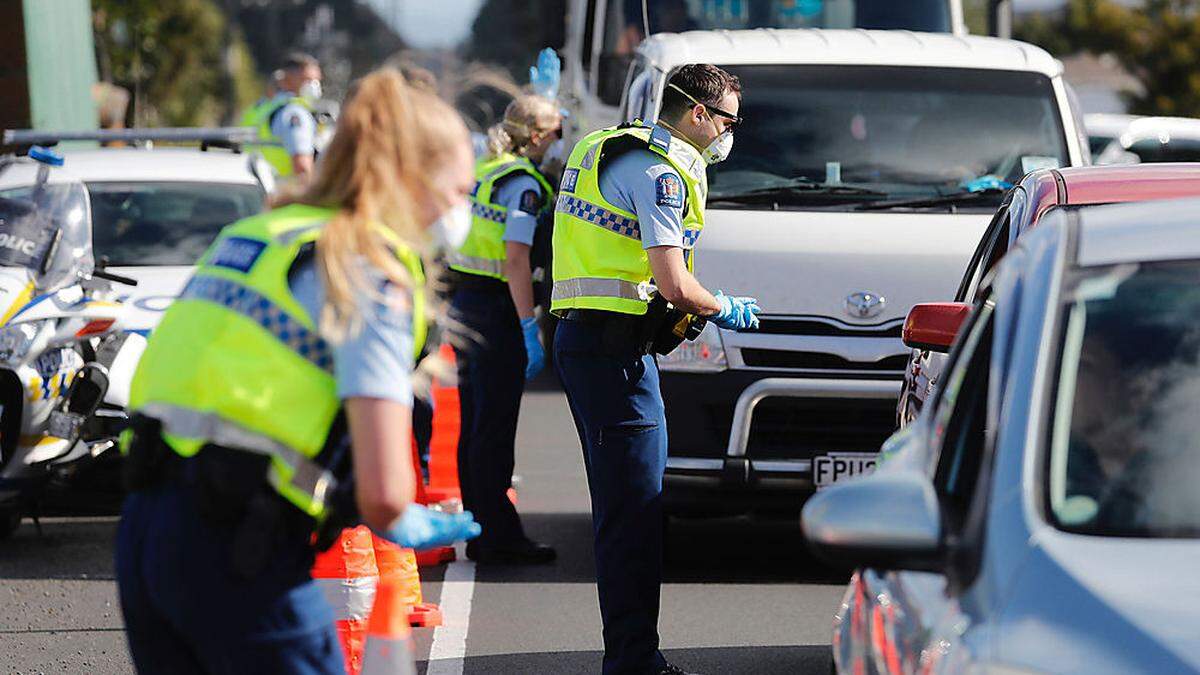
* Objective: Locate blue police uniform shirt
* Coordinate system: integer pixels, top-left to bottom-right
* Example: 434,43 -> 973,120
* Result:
269,93 -> 317,158
495,174 -> 544,246
598,149 -> 686,249
289,258 -> 414,406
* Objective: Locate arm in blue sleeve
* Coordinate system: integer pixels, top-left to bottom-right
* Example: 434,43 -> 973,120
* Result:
498,175 -> 544,246
270,103 -> 317,157
289,261 -> 414,405
598,150 -> 686,250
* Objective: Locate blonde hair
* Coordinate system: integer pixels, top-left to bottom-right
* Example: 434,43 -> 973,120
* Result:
485,94 -> 560,158
273,68 -> 469,340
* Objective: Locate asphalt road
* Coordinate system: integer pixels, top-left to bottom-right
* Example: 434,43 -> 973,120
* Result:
0,384 -> 846,674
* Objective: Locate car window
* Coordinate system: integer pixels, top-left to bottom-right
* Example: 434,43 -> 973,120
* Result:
705,65 -> 1069,206
926,302 -> 993,528
955,193 -> 1014,302
1046,259 -> 1200,538
620,56 -> 653,122
86,182 -> 265,266
930,300 -> 995,531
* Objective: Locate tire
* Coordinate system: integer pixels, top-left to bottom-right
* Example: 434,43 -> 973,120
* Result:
0,507 -> 21,540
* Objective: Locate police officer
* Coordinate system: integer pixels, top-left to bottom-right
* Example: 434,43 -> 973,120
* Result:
116,69 -> 480,674
551,64 -> 761,675
447,95 -> 561,564
244,52 -> 324,181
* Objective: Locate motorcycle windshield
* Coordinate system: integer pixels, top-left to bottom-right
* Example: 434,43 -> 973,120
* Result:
0,167 -> 94,293
0,195 -> 57,271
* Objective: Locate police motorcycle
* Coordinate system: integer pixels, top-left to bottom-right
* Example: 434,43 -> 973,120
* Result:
0,147 -> 144,538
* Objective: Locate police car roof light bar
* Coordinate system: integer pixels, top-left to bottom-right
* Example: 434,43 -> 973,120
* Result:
2,127 -> 265,149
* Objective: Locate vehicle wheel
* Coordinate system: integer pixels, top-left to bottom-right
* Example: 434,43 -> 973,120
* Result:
0,508 -> 21,540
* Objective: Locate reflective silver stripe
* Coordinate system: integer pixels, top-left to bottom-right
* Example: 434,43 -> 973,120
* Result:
142,402 -> 335,511
362,634 -> 418,675
180,275 -> 333,373
552,277 -> 648,303
313,576 -> 378,622
470,201 -> 506,223
273,222 -> 323,245
555,195 -> 640,240
446,251 -> 504,276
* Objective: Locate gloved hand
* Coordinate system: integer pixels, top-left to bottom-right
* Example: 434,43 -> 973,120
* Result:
710,291 -> 762,330
521,316 -> 545,380
380,504 -> 481,551
528,48 -> 561,100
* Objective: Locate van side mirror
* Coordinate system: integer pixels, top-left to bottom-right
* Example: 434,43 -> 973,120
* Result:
801,471 -> 943,572
903,302 -> 971,353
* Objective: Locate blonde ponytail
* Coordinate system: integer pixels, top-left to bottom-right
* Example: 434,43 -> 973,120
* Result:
484,94 -> 560,159
273,67 -> 470,341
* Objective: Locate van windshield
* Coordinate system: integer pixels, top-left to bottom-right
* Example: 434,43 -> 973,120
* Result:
706,65 -> 1070,206
596,0 -> 952,104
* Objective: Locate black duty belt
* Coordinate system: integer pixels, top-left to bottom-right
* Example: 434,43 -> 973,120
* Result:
449,270 -> 508,293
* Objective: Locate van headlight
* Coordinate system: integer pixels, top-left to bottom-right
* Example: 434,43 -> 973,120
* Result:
0,323 -> 39,364
657,322 -> 727,373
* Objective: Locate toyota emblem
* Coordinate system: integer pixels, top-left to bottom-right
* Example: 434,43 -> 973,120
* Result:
845,291 -> 885,319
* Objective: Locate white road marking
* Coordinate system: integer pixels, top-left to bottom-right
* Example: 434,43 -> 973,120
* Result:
426,542 -> 476,675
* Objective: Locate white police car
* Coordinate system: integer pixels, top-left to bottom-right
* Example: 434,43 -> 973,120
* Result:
0,130 -> 272,332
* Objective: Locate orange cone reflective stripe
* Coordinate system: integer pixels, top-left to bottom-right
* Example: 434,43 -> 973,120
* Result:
313,526 -> 379,675
362,579 -> 417,675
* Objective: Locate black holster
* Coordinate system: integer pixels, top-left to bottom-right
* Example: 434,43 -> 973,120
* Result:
638,295 -> 708,356
122,414 -> 172,491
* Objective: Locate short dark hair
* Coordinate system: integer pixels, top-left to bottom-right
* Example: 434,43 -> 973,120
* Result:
659,64 -> 741,122
281,52 -> 319,74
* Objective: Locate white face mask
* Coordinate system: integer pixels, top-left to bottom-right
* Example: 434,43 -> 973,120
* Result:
298,79 -> 322,101
432,203 -> 471,250
702,129 -> 734,165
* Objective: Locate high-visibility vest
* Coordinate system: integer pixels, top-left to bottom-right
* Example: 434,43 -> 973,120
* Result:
447,153 -> 554,281
550,121 -> 707,316
127,203 -> 427,520
247,95 -> 316,177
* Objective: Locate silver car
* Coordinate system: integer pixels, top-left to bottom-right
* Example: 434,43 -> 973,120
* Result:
802,198 -> 1200,674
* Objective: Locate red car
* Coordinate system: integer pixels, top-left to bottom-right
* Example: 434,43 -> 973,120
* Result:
897,163 -> 1200,426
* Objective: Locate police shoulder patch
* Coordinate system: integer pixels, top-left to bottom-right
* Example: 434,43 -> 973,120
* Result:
655,173 -> 684,209
519,189 -> 541,214
209,236 -> 267,273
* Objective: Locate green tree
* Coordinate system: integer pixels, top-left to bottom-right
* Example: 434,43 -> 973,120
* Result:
1016,0 -> 1200,116
93,0 -> 261,127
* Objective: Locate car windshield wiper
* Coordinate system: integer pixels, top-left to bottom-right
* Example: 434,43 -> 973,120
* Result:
710,180 -> 889,204
855,188 -> 1006,211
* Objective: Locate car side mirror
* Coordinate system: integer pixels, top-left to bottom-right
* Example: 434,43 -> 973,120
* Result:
801,470 -> 943,572
903,302 -> 971,353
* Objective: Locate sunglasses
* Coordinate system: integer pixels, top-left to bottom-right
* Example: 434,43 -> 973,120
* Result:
667,83 -> 743,131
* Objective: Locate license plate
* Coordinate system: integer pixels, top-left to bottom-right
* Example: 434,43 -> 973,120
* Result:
813,452 -> 878,487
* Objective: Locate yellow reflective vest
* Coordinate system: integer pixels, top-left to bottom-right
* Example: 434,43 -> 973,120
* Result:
447,153 -> 554,281
128,204 -> 427,519
550,121 -> 707,316
245,95 -> 315,178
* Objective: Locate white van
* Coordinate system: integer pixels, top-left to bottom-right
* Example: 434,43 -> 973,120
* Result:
559,0 -> 1015,145
608,29 -> 1088,516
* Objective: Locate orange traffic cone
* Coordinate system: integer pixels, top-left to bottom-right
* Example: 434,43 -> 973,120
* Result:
425,343 -> 462,505
312,526 -> 379,675
372,533 -> 444,628
361,579 -> 418,675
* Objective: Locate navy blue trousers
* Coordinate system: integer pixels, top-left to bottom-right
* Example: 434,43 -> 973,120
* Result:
116,482 -> 343,675
452,286 -> 527,547
554,318 -> 669,675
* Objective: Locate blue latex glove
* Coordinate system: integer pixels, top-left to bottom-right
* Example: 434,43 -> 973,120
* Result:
521,316 -> 545,380
381,504 -> 481,551
528,48 -> 561,99
959,174 -> 1013,193
711,291 -> 762,330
